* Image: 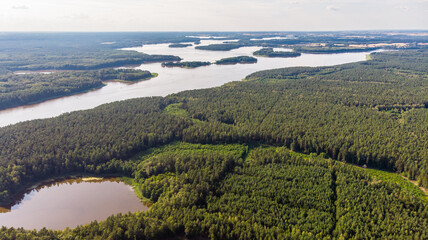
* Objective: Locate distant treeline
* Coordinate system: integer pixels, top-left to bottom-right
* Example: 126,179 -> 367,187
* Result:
1,51 -> 180,72
293,46 -> 380,54
0,31 -> 427,73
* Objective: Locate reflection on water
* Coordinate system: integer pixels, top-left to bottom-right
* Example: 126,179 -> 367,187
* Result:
0,39 -> 377,127
0,178 -> 147,230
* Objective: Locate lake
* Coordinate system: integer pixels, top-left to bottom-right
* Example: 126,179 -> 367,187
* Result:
0,178 -> 147,230
0,39 -> 378,127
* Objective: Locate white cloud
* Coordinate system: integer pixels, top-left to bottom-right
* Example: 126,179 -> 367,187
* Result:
12,5 -> 29,10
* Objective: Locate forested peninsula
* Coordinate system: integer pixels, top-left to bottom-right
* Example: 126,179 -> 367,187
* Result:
0,50 -> 427,239
0,69 -> 155,110
1,50 -> 180,72
0,33 -> 186,110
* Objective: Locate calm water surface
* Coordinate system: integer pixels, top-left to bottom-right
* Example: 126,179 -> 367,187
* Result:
0,39 -> 377,127
0,178 -> 147,230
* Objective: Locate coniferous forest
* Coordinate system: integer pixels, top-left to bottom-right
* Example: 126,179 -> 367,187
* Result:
253,48 -> 301,57
0,69 -> 155,110
0,46 -> 427,239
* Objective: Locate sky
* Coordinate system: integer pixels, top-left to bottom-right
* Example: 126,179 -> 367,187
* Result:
0,0 -> 427,31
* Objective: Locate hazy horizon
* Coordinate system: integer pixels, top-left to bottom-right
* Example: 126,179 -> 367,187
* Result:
1,30 -> 428,33
1,0 -> 427,32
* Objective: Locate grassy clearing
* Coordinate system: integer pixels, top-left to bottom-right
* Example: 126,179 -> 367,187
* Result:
364,168 -> 427,201
164,102 -> 189,118
81,177 -> 103,181
136,141 -> 247,162
164,102 -> 203,123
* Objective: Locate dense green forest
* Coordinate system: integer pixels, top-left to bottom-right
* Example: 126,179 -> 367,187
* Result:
0,69 -> 155,110
1,33 -> 428,238
215,56 -> 257,65
253,48 -> 301,57
0,33 -> 195,72
0,50 -> 427,205
161,61 -> 212,68
0,50 -> 180,72
1,143 -> 426,239
95,69 -> 155,82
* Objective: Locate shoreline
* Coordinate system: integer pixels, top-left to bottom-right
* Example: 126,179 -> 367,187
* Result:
0,83 -> 106,112
0,73 -> 158,115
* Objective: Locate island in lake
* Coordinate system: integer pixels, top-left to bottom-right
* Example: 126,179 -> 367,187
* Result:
215,56 -> 258,65
195,43 -> 243,51
169,43 -> 193,48
161,61 -> 212,68
253,48 -> 301,58
98,69 -> 157,83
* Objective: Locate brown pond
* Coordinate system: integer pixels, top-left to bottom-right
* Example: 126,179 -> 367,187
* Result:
0,178 -> 148,230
